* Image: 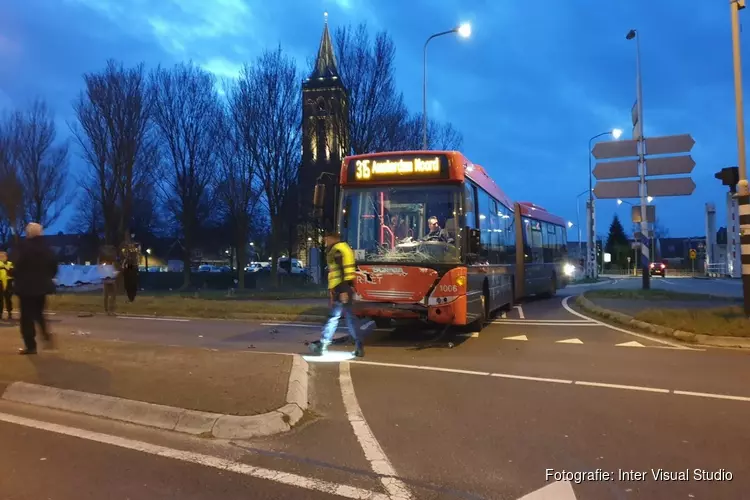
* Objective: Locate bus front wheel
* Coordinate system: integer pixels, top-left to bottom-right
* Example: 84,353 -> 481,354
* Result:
540,274 -> 557,298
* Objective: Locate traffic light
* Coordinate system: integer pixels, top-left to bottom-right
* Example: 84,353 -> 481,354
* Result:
715,166 -> 739,193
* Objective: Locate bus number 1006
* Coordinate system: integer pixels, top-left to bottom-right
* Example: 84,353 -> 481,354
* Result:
438,284 -> 458,293
355,160 -> 372,180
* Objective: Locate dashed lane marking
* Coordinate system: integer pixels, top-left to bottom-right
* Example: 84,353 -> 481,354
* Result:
560,296 -> 693,350
340,362 -> 413,499
0,412 -> 390,499
491,320 -> 598,326
351,360 -> 750,402
556,338 -> 583,344
616,341 -> 645,347
503,335 -> 528,341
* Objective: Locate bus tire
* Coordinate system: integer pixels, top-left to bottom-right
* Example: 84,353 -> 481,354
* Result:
541,274 -> 557,298
471,286 -> 488,332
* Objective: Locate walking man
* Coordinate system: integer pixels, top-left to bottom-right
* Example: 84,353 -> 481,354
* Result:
0,251 -> 14,320
310,231 -> 364,357
11,223 -> 58,355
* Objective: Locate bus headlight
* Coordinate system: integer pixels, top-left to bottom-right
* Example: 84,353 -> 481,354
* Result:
455,275 -> 466,287
563,263 -> 575,276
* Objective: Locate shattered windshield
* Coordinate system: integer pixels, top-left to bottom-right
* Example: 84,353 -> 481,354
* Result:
339,185 -> 462,264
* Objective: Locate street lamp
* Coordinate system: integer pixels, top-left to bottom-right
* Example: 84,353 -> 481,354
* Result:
145,248 -> 151,271
423,22 -> 471,149
575,189 -> 590,259
587,128 -> 623,278
627,28 -> 650,289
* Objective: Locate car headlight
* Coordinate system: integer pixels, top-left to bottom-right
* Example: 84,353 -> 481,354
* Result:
563,263 -> 575,276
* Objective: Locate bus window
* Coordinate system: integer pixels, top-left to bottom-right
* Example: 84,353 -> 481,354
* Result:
529,219 -> 544,264
543,222 -> 556,263
464,183 -> 477,229
502,204 -> 515,264
477,188 -> 492,262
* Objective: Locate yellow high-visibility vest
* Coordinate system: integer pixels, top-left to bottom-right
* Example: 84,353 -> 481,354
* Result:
0,261 -> 13,288
327,241 -> 356,290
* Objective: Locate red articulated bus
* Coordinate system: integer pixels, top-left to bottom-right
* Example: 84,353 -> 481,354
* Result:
332,150 -> 573,331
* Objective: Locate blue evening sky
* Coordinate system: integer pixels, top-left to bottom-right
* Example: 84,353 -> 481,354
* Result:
0,0 -> 744,238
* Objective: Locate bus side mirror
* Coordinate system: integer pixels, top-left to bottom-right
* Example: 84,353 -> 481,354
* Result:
312,183 -> 325,218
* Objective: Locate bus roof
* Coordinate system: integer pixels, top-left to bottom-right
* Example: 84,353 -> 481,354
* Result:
341,150 -> 566,227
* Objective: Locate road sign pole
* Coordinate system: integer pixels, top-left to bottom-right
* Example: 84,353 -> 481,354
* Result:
730,0 -> 750,315
633,32 -> 650,290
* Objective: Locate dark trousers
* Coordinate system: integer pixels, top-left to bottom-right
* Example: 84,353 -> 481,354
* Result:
103,281 -> 116,313
19,295 -> 49,351
0,280 -> 12,318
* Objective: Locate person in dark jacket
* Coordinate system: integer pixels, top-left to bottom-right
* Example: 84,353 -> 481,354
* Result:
10,223 -> 58,354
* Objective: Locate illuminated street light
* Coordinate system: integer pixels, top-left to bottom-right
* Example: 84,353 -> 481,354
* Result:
647,196 -> 654,203
567,221 -> 574,228
612,128 -> 623,139
423,23 -> 472,149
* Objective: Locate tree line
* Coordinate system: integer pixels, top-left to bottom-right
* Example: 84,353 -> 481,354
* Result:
0,23 -> 463,288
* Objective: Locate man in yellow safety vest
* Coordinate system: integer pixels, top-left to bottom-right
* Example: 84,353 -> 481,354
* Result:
0,251 -> 14,320
310,230 -> 364,357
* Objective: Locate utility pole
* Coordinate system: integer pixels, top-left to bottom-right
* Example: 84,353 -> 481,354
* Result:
730,0 -> 750,315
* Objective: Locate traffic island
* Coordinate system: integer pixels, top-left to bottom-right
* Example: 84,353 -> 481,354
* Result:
0,334 -> 309,438
576,289 -> 750,349
40,293 -> 329,322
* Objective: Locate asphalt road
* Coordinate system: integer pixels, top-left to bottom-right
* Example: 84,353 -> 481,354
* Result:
1,285 -> 748,499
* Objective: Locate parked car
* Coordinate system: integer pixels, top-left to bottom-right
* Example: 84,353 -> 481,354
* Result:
649,260 -> 667,277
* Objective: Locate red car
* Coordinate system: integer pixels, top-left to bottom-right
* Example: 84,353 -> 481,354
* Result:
649,261 -> 667,277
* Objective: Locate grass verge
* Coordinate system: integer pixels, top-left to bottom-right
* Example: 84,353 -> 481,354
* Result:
42,294 -> 329,320
0,332 -> 291,415
634,307 -> 750,338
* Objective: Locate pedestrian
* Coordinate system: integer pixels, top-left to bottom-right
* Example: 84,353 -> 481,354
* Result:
99,244 -> 118,316
310,230 -> 364,357
0,251 -> 14,320
10,222 -> 58,355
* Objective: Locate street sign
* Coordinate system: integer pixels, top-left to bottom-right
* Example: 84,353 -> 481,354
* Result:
591,139 -> 638,159
631,205 -> 656,223
689,248 -> 697,260
646,156 -> 695,176
644,134 -> 695,155
647,177 -> 696,197
593,159 -> 639,180
593,180 -> 640,199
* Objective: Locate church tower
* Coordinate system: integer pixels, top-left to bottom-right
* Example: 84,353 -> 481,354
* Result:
300,13 -> 349,231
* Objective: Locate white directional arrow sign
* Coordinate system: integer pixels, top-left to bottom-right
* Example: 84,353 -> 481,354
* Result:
646,156 -> 695,176
593,159 -> 639,180
646,177 -> 696,197
517,481 -> 578,500
644,134 -> 695,155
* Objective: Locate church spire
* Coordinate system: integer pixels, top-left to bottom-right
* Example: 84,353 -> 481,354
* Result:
310,12 -> 339,79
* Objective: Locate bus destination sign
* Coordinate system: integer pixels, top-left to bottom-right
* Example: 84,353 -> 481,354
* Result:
347,154 -> 449,182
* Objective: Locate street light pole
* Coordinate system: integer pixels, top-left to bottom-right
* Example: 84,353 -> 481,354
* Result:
423,24 -> 471,150
588,130 -> 621,278
576,189 -> 589,260
627,28 -> 650,290
729,0 -> 750,315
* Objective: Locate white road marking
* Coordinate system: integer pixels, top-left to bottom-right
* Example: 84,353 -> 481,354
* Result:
351,360 -> 750,403
503,335 -> 528,341
560,296 -> 692,349
0,412 -> 389,500
457,332 -> 479,338
492,320 -> 598,327
340,362 -> 413,499
616,341 -> 645,347
493,319 -> 595,324
574,381 -> 669,393
118,316 -> 190,323
556,338 -> 583,344
673,390 -> 750,402
513,305 -> 525,319
517,480 -> 578,499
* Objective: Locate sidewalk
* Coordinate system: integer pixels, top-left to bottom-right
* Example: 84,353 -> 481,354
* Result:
0,330 -> 308,437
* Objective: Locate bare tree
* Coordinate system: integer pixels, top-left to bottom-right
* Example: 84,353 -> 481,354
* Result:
215,102 -> 260,288
236,47 -> 301,286
0,121 -> 24,239
5,100 -> 71,227
396,113 -> 464,151
150,62 -> 220,288
332,23 -> 410,154
70,60 -> 154,247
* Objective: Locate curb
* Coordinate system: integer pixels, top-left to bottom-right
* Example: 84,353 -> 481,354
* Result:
575,295 -> 750,349
1,354 -> 310,439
